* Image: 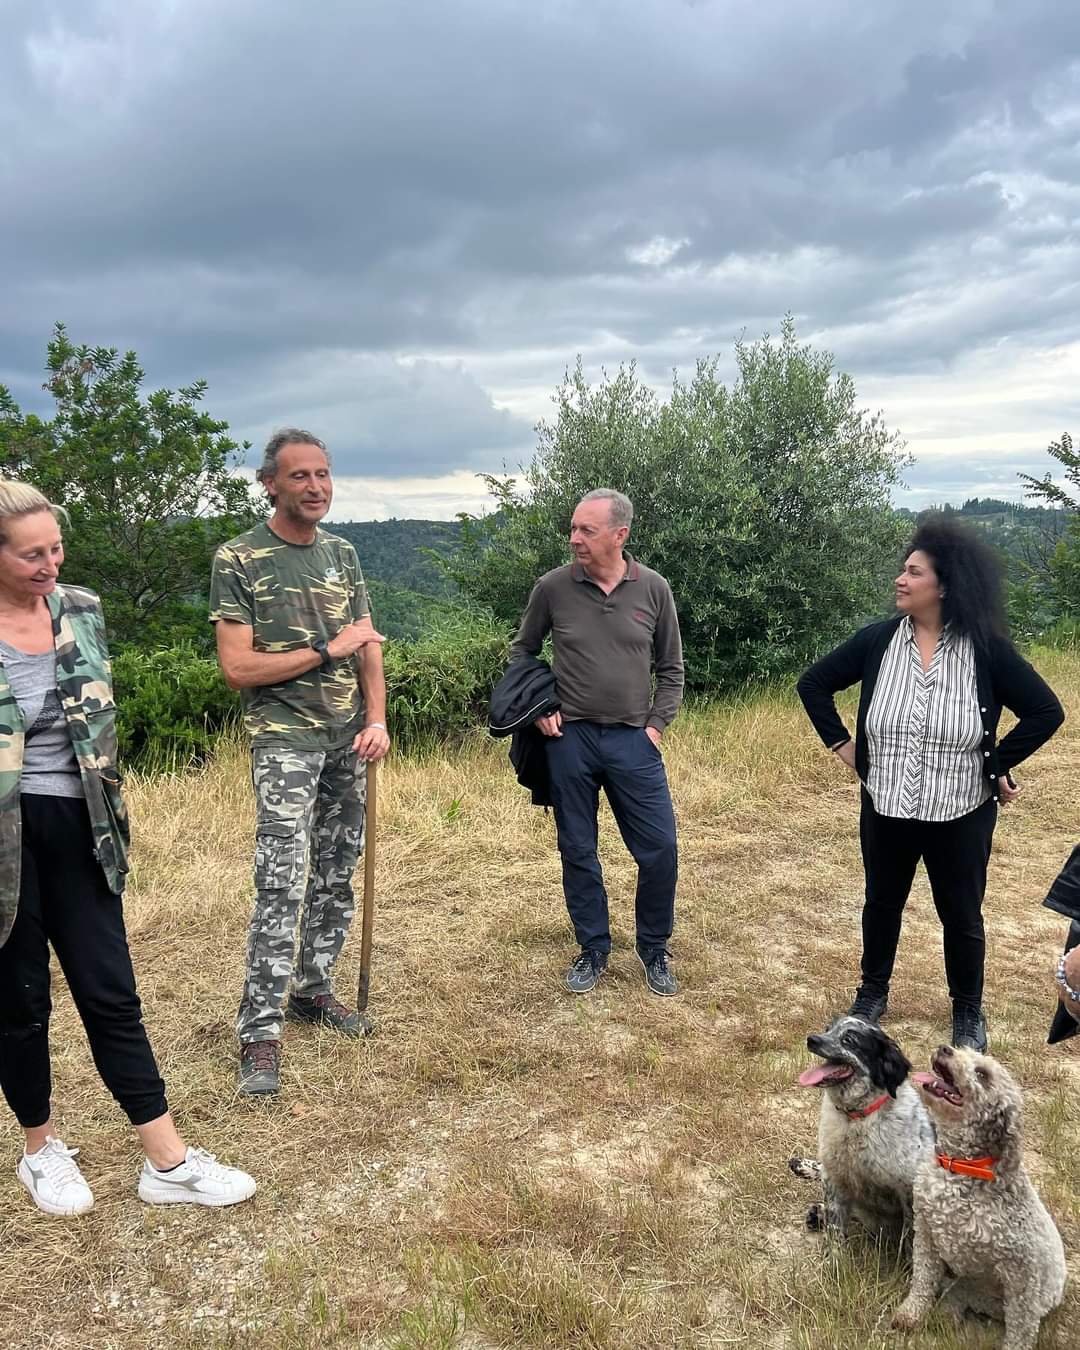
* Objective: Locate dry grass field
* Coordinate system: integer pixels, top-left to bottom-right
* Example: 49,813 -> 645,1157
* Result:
2,651 -> 1079,1350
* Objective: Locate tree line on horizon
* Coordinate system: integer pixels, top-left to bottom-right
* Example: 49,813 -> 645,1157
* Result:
1,322 -> 1076,762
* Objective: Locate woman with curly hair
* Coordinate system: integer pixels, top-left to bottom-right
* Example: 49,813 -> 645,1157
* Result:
798,515 -> 1064,1051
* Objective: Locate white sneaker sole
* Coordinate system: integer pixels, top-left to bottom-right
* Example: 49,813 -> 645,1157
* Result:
17,1164 -> 94,1216
138,1177 -> 257,1207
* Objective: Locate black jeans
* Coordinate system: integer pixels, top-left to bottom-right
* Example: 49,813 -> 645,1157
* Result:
859,790 -> 997,1007
545,721 -> 678,958
0,794 -> 167,1129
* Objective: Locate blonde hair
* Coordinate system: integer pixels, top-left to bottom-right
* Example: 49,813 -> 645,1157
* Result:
0,478 -> 68,545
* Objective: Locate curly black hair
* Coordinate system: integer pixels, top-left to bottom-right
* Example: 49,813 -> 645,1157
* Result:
905,514 -> 1007,651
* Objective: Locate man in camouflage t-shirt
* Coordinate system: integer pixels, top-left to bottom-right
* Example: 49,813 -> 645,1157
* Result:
210,428 -> 390,1095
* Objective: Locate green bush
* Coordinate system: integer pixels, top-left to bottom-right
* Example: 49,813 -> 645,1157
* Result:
383,610 -> 511,754
1035,616 -> 1080,650
447,320 -> 908,691
112,643 -> 238,769
111,613 -> 512,769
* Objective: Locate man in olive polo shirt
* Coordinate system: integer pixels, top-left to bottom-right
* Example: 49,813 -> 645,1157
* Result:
510,489 -> 684,996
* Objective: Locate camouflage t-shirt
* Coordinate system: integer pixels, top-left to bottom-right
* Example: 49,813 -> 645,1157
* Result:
209,522 -> 371,750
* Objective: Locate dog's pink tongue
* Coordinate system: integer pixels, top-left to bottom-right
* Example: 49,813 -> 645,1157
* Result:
911,1072 -> 938,1088
798,1066 -> 837,1087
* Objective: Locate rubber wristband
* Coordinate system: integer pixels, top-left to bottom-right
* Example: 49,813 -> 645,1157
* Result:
365,722 -> 386,731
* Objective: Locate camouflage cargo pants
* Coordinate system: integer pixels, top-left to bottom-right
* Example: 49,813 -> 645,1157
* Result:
237,743 -> 366,1044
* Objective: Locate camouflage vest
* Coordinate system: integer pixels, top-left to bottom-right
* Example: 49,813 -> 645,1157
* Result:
0,585 -> 129,947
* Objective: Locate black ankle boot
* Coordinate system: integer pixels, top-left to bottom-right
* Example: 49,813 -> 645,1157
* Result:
952,1002 -> 988,1052
847,986 -> 888,1023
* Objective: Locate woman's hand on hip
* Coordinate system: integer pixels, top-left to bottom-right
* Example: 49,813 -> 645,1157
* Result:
997,775 -> 1021,806
833,740 -> 857,774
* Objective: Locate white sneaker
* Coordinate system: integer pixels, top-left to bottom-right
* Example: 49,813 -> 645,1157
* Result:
17,1137 -> 95,1216
137,1147 -> 257,1207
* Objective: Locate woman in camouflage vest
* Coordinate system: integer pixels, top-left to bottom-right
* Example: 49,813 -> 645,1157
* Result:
0,479 -> 255,1216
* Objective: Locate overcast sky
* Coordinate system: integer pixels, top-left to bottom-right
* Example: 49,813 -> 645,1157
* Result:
3,1 -> 1079,519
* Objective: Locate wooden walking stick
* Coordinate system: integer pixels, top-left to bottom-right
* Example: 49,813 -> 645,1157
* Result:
357,758 -> 377,1013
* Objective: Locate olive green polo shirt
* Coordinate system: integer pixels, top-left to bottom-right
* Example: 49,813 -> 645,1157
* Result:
509,553 -> 684,729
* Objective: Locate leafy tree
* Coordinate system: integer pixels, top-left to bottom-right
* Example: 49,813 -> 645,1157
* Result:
1019,432 -> 1080,616
448,319 -> 910,688
0,324 -> 258,648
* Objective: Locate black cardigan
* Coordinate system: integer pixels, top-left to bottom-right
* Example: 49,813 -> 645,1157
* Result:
797,617 -> 1064,800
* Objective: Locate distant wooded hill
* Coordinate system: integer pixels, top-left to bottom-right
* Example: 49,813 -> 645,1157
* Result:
328,519 -> 465,640
330,518 -> 463,595
328,500 -> 1069,640
896,497 -> 1067,567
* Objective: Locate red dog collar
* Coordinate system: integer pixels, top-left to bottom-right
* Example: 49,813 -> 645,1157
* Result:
843,1094 -> 890,1121
936,1152 -> 998,1181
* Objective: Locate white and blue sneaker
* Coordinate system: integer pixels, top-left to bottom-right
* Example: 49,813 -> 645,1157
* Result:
138,1147 -> 257,1207
18,1136 -> 95,1216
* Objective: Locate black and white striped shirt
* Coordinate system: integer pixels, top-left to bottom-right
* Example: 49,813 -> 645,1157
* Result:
865,618 -> 990,822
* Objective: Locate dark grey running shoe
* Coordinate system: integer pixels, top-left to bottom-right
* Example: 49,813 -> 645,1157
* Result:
565,949 -> 608,994
238,1040 -> 281,1096
637,948 -> 678,997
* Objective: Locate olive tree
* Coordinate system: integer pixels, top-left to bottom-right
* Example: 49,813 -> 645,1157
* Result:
449,319 -> 909,688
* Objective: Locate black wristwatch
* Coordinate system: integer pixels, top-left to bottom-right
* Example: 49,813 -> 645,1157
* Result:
312,638 -> 333,669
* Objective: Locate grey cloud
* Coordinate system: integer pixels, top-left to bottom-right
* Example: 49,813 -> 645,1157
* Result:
2,1 -> 1079,496
226,353 -> 533,479
894,455 -> 1062,509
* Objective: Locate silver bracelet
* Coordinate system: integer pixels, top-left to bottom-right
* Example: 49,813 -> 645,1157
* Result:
365,721 -> 386,732
1056,953 -> 1080,1004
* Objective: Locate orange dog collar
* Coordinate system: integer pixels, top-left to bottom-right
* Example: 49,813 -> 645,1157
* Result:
936,1152 -> 998,1181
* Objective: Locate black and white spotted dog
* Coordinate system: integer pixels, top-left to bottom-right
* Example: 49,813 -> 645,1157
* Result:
789,1015 -> 934,1240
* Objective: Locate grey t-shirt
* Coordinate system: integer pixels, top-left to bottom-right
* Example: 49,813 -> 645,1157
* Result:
0,640 -> 84,798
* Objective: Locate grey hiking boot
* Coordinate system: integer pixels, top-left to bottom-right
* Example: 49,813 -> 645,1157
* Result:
286,991 -> 372,1038
637,948 -> 678,997
565,949 -> 608,994
238,1040 -> 282,1096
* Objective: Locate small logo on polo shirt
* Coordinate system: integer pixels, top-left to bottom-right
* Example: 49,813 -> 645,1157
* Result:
324,566 -> 341,583
633,609 -> 649,624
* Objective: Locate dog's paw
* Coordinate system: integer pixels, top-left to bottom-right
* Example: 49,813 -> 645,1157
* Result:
788,1156 -> 822,1183
891,1301 -> 923,1332
805,1204 -> 823,1232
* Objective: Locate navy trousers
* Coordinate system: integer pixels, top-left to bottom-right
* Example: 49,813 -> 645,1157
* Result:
545,721 -> 677,958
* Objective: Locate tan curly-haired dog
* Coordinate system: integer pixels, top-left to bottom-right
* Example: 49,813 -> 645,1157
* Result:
893,1044 -> 1066,1350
